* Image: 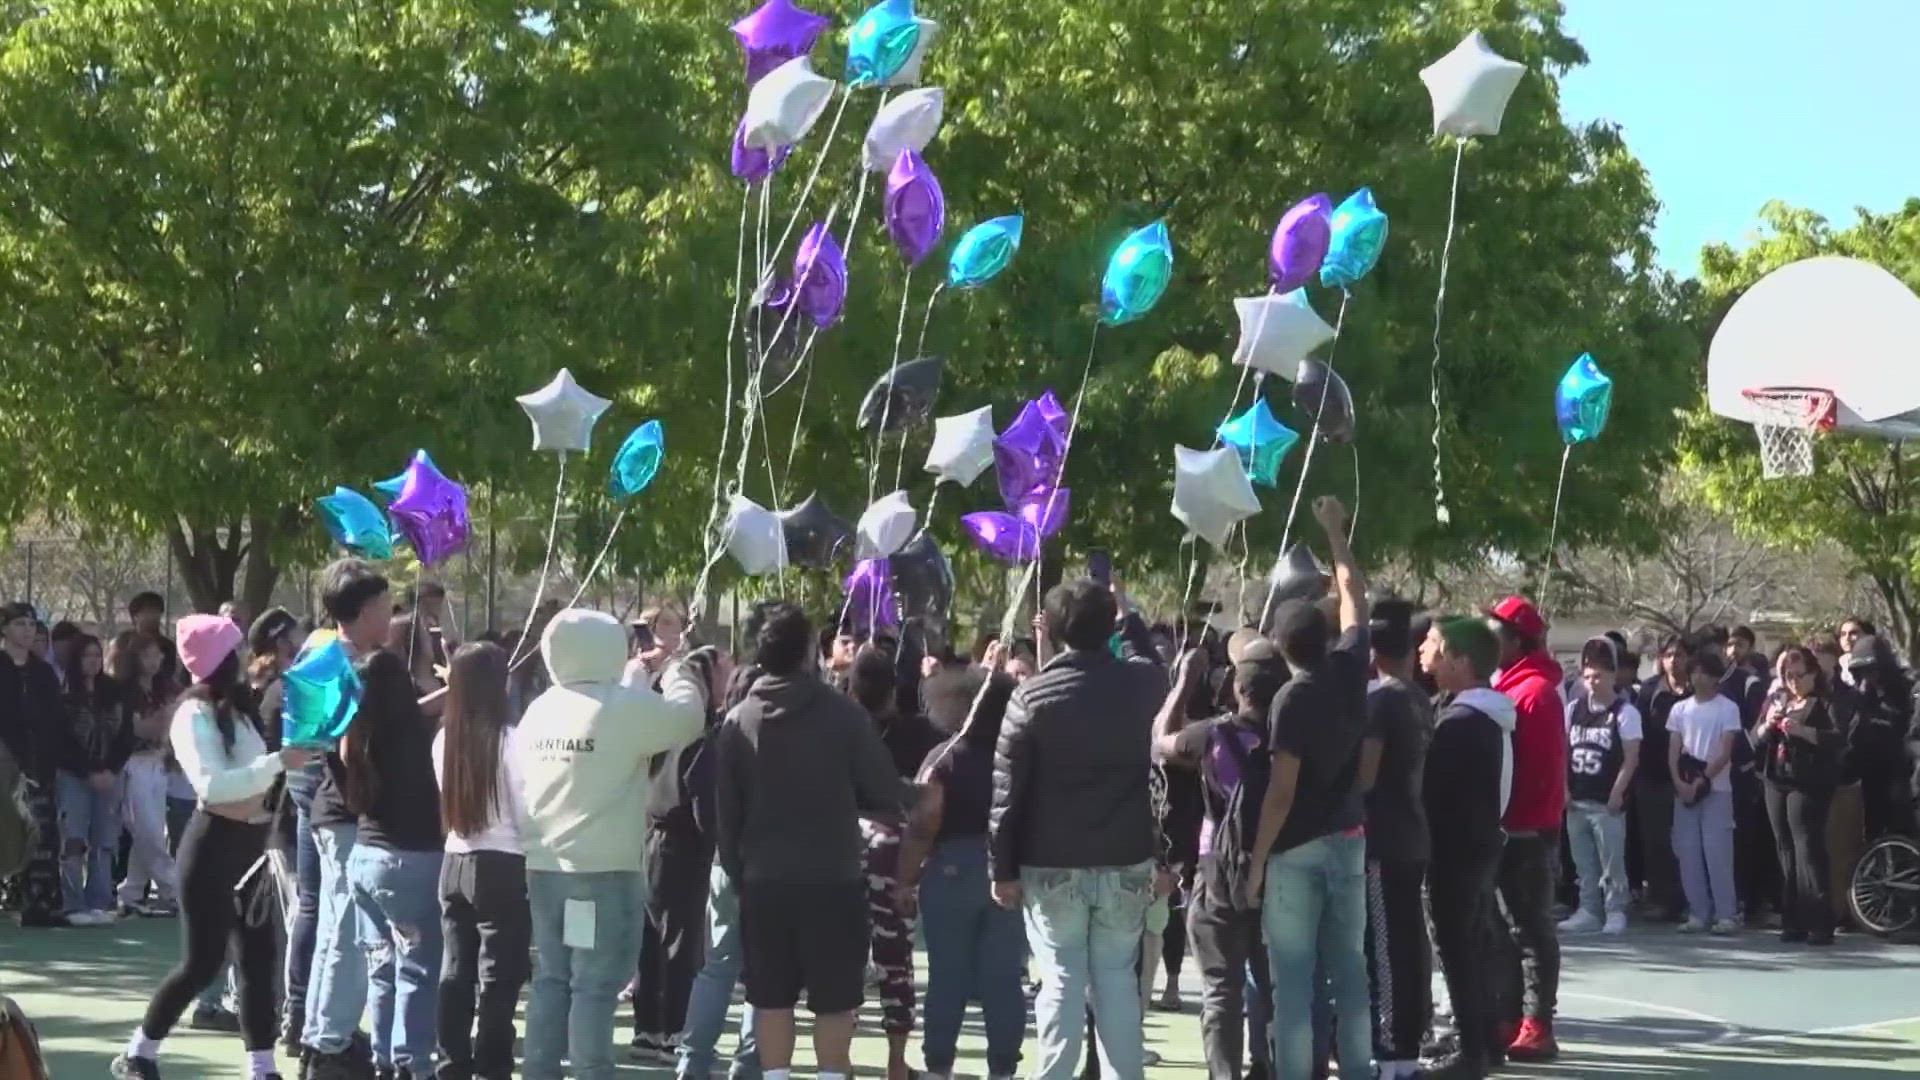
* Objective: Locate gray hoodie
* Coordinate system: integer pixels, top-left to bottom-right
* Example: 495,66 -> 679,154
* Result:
714,673 -> 915,886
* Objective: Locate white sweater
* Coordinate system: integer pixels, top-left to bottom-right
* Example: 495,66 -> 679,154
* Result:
169,699 -> 283,822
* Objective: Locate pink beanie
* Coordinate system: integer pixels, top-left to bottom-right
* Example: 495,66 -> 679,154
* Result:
176,614 -> 243,682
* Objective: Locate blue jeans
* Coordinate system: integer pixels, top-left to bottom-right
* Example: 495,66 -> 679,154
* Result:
348,844 -> 444,1072
676,864 -> 759,1080
1263,834 -> 1370,1080
1022,860 -> 1155,1080
283,772 -> 322,1036
526,870 -> 648,1080
1567,800 -> 1630,918
305,822 -> 387,1056
54,771 -> 122,914
921,839 -> 1025,1076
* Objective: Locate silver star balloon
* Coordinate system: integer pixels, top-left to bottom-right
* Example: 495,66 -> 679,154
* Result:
515,368 -> 612,453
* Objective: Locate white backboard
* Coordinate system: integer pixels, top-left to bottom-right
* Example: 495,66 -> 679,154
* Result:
1707,256 -> 1920,425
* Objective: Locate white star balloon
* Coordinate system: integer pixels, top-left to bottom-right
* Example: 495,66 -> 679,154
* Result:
923,405 -> 995,487
723,495 -> 788,576
855,490 -> 918,559
1420,31 -> 1526,138
515,368 -> 612,453
1231,290 -> 1335,379
881,18 -> 940,88
1171,444 -> 1262,548
863,87 -> 944,172
742,56 -> 837,150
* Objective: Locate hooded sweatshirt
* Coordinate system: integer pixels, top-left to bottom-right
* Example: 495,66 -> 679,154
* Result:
510,610 -> 705,875
1425,687 -> 1517,871
1493,648 -> 1566,834
714,672 -> 916,886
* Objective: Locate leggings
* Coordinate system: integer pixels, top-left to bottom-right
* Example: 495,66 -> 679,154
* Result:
139,811 -> 278,1050
1764,783 -> 1834,933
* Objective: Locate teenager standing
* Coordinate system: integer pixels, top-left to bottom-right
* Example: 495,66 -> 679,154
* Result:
111,615 -> 312,1080
1560,650 -> 1642,936
1754,647 -> 1844,945
1668,649 -> 1743,933
1363,601 -> 1434,1079
55,633 -> 134,925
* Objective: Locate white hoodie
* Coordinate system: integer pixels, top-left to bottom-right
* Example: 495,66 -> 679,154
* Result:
509,609 -> 704,874
1448,687 -> 1519,816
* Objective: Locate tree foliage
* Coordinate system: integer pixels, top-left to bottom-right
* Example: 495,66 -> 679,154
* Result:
1681,199 -> 1920,657
0,0 -> 1696,620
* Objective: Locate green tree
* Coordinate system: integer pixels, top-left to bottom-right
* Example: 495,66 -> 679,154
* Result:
0,0 -> 1696,622
1681,200 -> 1920,656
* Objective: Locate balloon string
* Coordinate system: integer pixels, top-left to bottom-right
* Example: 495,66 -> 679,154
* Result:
1175,534 -> 1201,654
922,484 -> 941,531
1003,322 -> 1101,635
1539,444 -> 1572,614
699,185 -> 753,584
1265,290 -> 1350,623
509,451 -> 570,671
752,84 -> 854,300
893,427 -> 909,492
1349,441 -> 1361,545
914,282 -> 945,359
1431,140 -> 1465,527
869,266 -> 917,508
758,193 -> 844,373
780,325 -> 823,499
1234,520 -> 1255,625
559,505 -> 631,613
1212,289 -> 1277,450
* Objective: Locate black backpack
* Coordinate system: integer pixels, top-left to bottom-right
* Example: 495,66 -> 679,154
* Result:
1199,723 -> 1268,911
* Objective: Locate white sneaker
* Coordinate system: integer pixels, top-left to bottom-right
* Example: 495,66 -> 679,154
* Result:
1710,918 -> 1740,935
1602,912 -> 1629,935
1678,918 -> 1708,933
64,910 -> 105,927
1558,910 -> 1602,934
90,907 -> 120,924
1143,1050 -> 1162,1067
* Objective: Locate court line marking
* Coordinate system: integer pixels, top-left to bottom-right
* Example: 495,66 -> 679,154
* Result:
1562,991 -> 1746,1047
1730,1014 -> 1920,1044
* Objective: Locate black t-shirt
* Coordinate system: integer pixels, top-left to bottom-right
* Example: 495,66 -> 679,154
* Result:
1635,679 -> 1686,781
921,737 -> 992,840
354,711 -> 442,852
310,753 -> 354,829
1170,713 -> 1269,864
1364,676 -> 1431,865
1265,625 -> 1371,855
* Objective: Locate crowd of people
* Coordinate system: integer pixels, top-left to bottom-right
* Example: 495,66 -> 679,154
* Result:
2,495 -> 1918,1080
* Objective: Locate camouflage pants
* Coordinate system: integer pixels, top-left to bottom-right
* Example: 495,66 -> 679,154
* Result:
862,820 -> 916,1035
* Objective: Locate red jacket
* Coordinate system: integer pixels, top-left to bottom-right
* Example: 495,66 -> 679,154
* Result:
1494,649 -> 1567,833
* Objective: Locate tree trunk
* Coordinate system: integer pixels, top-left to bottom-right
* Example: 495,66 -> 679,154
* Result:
165,509 -> 286,619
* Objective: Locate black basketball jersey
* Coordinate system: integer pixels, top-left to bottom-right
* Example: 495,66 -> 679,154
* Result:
1566,696 -> 1628,804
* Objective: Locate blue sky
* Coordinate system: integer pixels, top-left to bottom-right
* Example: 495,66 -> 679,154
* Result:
1558,0 -> 1920,275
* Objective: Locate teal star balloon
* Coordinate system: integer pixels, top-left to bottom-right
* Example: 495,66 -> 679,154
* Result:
608,420 -> 665,500
1100,220 -> 1173,326
1555,352 -> 1612,445
1215,398 -> 1299,487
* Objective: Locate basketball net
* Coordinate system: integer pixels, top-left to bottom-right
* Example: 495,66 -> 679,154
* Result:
1742,387 -> 1835,479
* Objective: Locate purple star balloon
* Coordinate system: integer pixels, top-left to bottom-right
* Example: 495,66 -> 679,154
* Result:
731,116 -> 792,183
1034,389 -> 1069,439
1015,488 -> 1071,539
843,557 -> 898,634
992,397 -> 1067,509
386,453 -> 470,567
885,149 -> 944,266
961,511 -> 1041,563
792,222 -> 847,327
732,0 -> 832,86
1270,193 -> 1333,293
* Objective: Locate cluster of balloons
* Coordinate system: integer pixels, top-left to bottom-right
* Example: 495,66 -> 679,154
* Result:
282,635 -> 360,749
317,450 -> 470,567
961,392 -> 1073,562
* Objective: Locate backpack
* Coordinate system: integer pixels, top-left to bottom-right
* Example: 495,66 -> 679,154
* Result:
0,996 -> 50,1080
1199,722 -> 1268,911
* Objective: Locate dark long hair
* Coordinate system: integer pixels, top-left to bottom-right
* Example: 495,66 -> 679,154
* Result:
344,649 -> 425,817
440,642 -> 512,837
174,651 -> 253,752
63,633 -> 106,695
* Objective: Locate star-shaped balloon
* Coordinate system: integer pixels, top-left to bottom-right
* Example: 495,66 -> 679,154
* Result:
1271,194 -> 1334,294
881,17 -> 939,87
608,420 -> 665,500
1232,290 -> 1335,377
1014,488 -> 1071,540
316,487 -> 393,559
386,453 -> 470,566
948,214 -> 1023,290
742,55 -> 837,150
923,405 -> 995,487
856,490 -> 918,560
1420,30 -> 1527,138
1101,220 -> 1173,326
281,637 -> 361,748
724,495 -> 787,576
731,0 -> 832,86
845,0 -> 920,87
793,222 -> 848,327
516,368 -> 612,454
843,557 -> 898,634
1216,399 -> 1300,488
1555,352 -> 1612,445
731,115 -> 792,183
863,87 -> 943,172
1320,188 -> 1388,290
1293,360 -> 1357,444
993,395 -> 1068,508
857,355 -> 944,433
1171,445 -> 1262,547
961,511 -> 1040,563
373,449 -> 437,501
779,492 -> 854,569
885,149 -> 944,267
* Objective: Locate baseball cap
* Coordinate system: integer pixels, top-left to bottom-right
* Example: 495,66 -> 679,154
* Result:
177,613 -> 243,683
248,607 -> 298,656
1847,635 -> 1881,671
1487,596 -> 1547,640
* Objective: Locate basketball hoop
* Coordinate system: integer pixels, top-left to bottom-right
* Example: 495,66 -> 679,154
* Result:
1742,387 -> 1837,478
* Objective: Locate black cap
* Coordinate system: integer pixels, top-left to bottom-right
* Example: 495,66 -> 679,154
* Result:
248,607 -> 298,655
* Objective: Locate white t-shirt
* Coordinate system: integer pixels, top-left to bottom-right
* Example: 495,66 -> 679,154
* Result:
431,729 -> 525,856
1668,694 -> 1743,794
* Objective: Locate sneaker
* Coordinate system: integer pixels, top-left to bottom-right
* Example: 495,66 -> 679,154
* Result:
630,1035 -> 672,1064
141,901 -> 178,918
1416,1050 -> 1487,1080
90,907 -> 121,924
189,1004 -> 241,1033
304,1049 -> 369,1080
1143,1049 -> 1162,1067
111,1055 -> 163,1079
1711,918 -> 1740,935
1678,918 -> 1708,933
66,909 -> 108,927
1603,911 -> 1629,935
1557,910 -> 1602,934
1507,1018 -> 1559,1062
1154,987 -> 1184,1012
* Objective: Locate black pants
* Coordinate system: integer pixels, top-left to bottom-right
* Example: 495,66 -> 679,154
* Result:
1734,772 -> 1780,915
1493,834 -> 1559,1023
437,849 -> 531,1080
1763,783 -> 1834,934
1186,879 -> 1272,1080
1633,779 -> 1681,916
1428,858 -> 1500,1061
7,773 -> 62,920
635,827 -> 711,1040
1161,867 -> 1190,990
1367,858 -> 1430,1062
139,812 -> 277,1050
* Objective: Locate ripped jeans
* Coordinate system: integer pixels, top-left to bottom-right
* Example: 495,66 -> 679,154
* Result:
347,844 -> 445,1073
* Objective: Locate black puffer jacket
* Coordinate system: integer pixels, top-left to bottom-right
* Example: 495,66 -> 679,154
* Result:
989,645 -> 1164,881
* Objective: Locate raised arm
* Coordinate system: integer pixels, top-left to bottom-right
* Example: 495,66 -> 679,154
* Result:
1152,650 -> 1207,762
1314,496 -> 1367,633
